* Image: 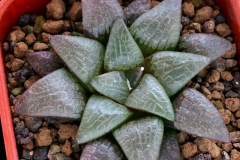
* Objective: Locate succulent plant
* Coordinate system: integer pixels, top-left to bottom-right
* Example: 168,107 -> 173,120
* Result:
14,0 -> 232,159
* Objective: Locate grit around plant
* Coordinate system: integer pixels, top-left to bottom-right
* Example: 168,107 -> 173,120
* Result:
14,0 -> 232,159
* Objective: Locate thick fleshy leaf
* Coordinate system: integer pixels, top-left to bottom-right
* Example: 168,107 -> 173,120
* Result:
178,33 -> 232,62
113,116 -> 164,160
80,138 -> 124,160
82,0 -> 124,42
173,88 -> 230,142
130,0 -> 181,57
90,71 -> 129,104
125,74 -> 174,121
144,51 -> 210,96
125,66 -> 144,89
104,19 -> 144,71
159,128 -> 180,160
14,69 -> 88,120
50,35 -> 105,93
26,51 -> 64,77
125,0 -> 151,26
76,95 -> 133,144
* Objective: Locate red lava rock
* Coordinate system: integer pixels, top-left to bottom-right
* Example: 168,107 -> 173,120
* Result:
225,98 -> 240,112
181,142 -> 198,158
57,124 -> 79,140
61,140 -> 72,156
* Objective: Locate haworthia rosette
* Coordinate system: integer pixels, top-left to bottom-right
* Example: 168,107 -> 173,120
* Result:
144,51 -> 210,97
90,71 -> 129,104
125,74 -> 174,121
104,19 -> 144,71
113,116 -> 164,160
14,69 -> 88,120
173,88 -> 230,143
76,95 -> 133,144
130,0 -> 181,57
50,35 -> 105,93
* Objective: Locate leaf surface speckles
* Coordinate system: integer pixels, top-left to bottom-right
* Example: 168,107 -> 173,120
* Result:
90,71 -> 129,104
104,19 -> 144,71
50,35 -> 105,93
113,116 -> 163,160
125,74 -> 174,121
144,51 -> 210,96
130,0 -> 182,57
76,95 -> 133,144
178,33 -> 232,62
82,0 -> 124,42
173,88 -> 230,143
14,69 -> 88,120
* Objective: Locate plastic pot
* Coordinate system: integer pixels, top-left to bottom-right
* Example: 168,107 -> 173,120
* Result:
0,0 -> 239,159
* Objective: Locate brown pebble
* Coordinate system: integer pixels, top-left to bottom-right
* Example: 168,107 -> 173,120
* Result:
221,71 -> 233,81
7,30 -> 25,42
42,20 -> 64,34
222,143 -> 233,152
225,98 -> 240,112
226,59 -> 237,68
206,70 -> 220,83
231,149 -> 240,160
215,23 -> 231,37
11,58 -> 25,71
212,9 -> 220,18
9,78 -> 19,87
194,6 -> 213,24
24,33 -> 36,45
211,90 -> 221,100
203,20 -> 215,33
182,2 -> 195,17
198,68 -> 208,78
181,142 -> 198,158
189,22 -> 201,33
223,43 -> 237,59
14,42 -> 28,58
62,32 -> 71,35
4,54 -> 14,62
177,132 -> 189,144
63,20 -> 71,31
209,82 -> 225,92
50,128 -> 58,139
230,131 -> 240,143
58,124 -> 79,140
34,127 -> 52,147
41,32 -> 51,43
46,0 -> 66,20
206,0 -> 215,6
22,141 -> 34,150
151,0 -> 160,8
74,22 -> 83,32
201,86 -> 212,100
237,119 -> 240,129
211,100 -> 224,109
33,42 -> 49,51
24,75 -> 41,89
3,42 -> 9,51
219,109 -> 232,124
235,108 -> 240,118
68,1 -> 82,21
61,140 -> 73,156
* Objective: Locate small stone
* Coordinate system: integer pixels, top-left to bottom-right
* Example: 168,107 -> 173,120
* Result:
24,75 -> 41,89
58,124 -> 79,140
226,36 -> 234,43
33,146 -> 49,160
42,20 -> 64,34
215,23 -> 231,37
63,20 -> 71,31
9,78 -> 19,87
7,30 -> 25,42
222,151 -> 230,160
17,14 -> 31,27
233,143 -> 240,149
211,90 -> 221,100
203,20 -> 215,33
181,142 -> 198,158
34,128 -> 53,146
181,16 -> 190,26
235,108 -> 240,118
34,15 -> 46,34
22,140 -> 34,150
222,44 -> 237,59
24,117 -> 42,133
194,6 -> 213,24
33,42 -> 49,51
221,71 -> 233,81
15,121 -> 25,135
209,82 -> 225,92
194,153 -> 211,160
3,42 -> 9,51
206,70 -> 220,83
219,109 -> 232,124
11,87 -> 25,96
47,144 -> 61,160
211,57 -> 226,72
226,59 -> 237,68
24,33 -> 37,45
22,149 -> 33,159
46,0 -> 66,20
222,143 -> 233,152
225,91 -> 239,98
230,131 -> 240,143
182,2 -> 195,17
68,1 -> 82,21
16,134 -> 32,145
197,68 -> 208,78
222,81 -> 232,92
201,86 -> 212,100
41,32 -> 51,43
151,0 -> 160,8
177,132 -> 189,144
26,25 -> 34,34
232,74 -> 240,88
215,14 -> 227,25
14,42 -> 28,58
212,9 -> 220,18
205,0 -> 215,6
225,98 -> 240,112
212,100 -> 224,109
61,140 -> 73,156
15,67 -> 35,85
231,149 -> 240,160
189,22 -> 201,33
51,153 -> 73,160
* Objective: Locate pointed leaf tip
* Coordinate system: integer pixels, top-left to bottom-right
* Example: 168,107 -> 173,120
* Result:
50,35 -> 105,93
76,95 -> 133,144
14,69 -> 88,120
104,19 -> 144,71
173,88 -> 230,143
125,74 -> 175,121
178,33 -> 232,62
113,116 -> 164,160
144,51 -> 210,97
130,0 -> 182,57
90,71 -> 130,104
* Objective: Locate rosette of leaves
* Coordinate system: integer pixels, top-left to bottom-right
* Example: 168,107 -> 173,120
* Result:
14,0 -> 232,159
